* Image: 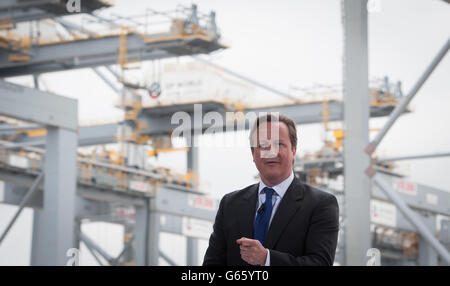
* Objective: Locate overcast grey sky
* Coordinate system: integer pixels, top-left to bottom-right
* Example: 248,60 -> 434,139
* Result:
1,0 -> 449,265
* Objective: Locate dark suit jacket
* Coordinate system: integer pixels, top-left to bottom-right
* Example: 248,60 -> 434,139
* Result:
203,177 -> 340,266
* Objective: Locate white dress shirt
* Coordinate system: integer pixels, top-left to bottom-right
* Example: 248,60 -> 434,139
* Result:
255,171 -> 294,266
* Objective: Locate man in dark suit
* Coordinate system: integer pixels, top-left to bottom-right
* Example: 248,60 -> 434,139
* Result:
203,114 -> 339,266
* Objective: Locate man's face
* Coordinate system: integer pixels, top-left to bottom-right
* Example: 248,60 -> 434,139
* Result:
251,121 -> 296,186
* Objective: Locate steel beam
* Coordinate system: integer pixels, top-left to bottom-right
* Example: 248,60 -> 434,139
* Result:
342,0 -> 371,266
10,101 -> 394,147
0,45 -> 170,77
0,33 -> 225,77
418,214 -> 438,265
135,199 -> 156,266
378,152 -> 450,163
186,142 -> 199,265
0,169 -> 148,208
104,66 -> 121,79
139,101 -> 394,137
10,123 -> 118,147
0,80 -> 78,131
0,181 -> 43,209
0,125 -> 42,133
134,202 -> 148,266
371,174 -> 450,218
134,199 -> 162,266
0,140 -> 45,150
146,208 -> 160,266
152,186 -> 217,221
121,225 -> 135,264
33,74 -> 40,89
78,123 -> 119,146
92,67 -> 121,94
112,235 -> 135,265
78,231 -> 115,265
366,37 -> 450,155
82,240 -> 105,266
74,219 -> 81,251
31,127 -> 78,265
373,174 -> 450,265
187,142 -> 199,188
78,186 -> 147,207
0,172 -> 43,245
186,237 -> 198,266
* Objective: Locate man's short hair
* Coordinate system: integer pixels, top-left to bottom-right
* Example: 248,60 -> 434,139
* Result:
249,113 -> 298,152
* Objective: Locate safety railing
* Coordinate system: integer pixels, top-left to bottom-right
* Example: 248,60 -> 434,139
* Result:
0,146 -> 199,195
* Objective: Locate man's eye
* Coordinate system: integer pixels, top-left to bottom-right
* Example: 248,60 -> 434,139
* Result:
259,142 -> 270,148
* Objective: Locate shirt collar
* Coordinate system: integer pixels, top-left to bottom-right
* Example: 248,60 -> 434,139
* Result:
258,171 -> 294,199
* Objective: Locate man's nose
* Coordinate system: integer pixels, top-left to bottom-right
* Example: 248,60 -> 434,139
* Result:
260,144 -> 279,158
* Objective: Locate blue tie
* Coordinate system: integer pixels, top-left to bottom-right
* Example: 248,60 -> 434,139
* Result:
254,187 -> 274,246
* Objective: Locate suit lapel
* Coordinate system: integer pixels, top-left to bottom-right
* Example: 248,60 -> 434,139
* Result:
265,177 -> 305,249
237,183 -> 259,239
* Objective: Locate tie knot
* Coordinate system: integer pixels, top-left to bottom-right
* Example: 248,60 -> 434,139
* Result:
263,187 -> 274,199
